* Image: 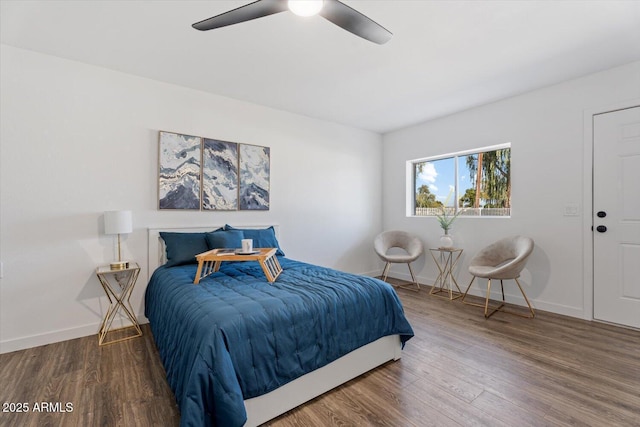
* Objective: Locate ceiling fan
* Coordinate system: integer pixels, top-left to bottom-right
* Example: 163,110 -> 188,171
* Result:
192,0 -> 392,45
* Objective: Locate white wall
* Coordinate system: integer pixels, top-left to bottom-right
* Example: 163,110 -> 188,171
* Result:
3,43 -> 637,354
0,45 -> 383,353
382,60 -> 640,318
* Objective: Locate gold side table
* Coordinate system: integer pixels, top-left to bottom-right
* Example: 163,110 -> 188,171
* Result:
96,262 -> 142,345
429,248 -> 463,300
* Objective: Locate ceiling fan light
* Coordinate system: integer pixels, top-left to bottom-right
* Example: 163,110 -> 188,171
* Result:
288,0 -> 324,17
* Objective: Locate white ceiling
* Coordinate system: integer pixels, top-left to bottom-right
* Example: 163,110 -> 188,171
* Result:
2,1 -> 639,134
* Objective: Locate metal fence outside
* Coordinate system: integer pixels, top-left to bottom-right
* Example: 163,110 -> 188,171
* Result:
414,207 -> 511,217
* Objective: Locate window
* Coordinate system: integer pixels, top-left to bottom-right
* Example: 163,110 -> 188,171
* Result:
409,144 -> 511,217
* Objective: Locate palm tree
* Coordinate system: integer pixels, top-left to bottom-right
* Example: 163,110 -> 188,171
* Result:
466,148 -> 511,208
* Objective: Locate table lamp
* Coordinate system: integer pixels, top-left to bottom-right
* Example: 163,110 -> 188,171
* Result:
104,210 -> 132,270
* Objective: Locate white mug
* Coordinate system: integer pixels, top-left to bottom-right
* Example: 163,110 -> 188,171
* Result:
241,239 -> 253,253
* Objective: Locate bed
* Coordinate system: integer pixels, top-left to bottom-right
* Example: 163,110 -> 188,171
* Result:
145,226 -> 414,427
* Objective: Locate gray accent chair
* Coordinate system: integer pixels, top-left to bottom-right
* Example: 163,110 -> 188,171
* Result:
462,235 -> 535,318
374,230 -> 424,290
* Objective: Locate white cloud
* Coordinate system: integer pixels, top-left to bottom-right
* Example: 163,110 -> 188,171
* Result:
429,184 -> 438,192
418,162 -> 437,183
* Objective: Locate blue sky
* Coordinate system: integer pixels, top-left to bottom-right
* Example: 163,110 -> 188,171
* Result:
416,156 -> 475,206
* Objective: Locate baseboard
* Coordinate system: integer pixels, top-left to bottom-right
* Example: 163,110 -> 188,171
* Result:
462,288 -> 584,319
381,271 -> 431,286
359,270 -> 383,278
0,313 -> 149,354
383,271 -> 585,320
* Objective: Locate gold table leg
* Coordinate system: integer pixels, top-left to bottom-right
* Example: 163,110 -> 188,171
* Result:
97,267 -> 142,345
429,249 -> 463,300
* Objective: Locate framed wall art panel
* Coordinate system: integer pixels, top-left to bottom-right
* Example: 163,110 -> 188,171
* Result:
239,144 -> 270,211
202,138 -> 239,211
158,131 -> 202,210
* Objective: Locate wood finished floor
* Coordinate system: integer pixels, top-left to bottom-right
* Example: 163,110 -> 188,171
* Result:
1,278 -> 639,426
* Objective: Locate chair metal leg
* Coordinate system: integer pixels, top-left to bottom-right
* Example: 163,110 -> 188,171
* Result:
462,276 -> 476,301
381,260 -> 421,291
382,262 -> 391,282
393,262 -> 420,291
461,276 -> 505,318
408,263 -> 417,284
463,275 -> 534,319
485,279 -> 492,317
406,262 -> 421,290
513,277 -> 536,318
462,276 -> 483,307
483,279 -> 506,318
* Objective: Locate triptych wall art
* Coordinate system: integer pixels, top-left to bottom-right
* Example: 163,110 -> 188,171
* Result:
158,131 -> 270,211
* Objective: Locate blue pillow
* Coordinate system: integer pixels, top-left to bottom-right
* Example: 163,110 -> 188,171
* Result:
224,225 -> 285,256
160,232 -> 210,267
206,230 -> 244,249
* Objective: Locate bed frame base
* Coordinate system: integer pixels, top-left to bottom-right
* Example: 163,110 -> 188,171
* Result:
244,334 -> 402,427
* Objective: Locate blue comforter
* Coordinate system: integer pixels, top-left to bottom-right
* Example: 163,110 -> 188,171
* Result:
145,258 -> 414,427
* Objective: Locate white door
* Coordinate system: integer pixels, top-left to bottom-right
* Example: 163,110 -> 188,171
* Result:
593,106 -> 640,328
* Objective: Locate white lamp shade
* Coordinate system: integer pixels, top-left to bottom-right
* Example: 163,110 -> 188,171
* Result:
104,210 -> 133,235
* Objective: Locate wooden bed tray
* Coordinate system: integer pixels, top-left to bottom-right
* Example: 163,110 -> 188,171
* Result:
147,226 -> 402,426
194,248 -> 282,284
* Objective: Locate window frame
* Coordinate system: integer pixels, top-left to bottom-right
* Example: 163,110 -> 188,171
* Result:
406,142 -> 512,218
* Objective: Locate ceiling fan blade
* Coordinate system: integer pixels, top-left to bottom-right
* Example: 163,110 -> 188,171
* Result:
319,0 -> 392,44
192,0 -> 288,31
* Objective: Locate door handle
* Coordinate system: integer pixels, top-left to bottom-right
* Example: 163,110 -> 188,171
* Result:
596,225 -> 607,233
